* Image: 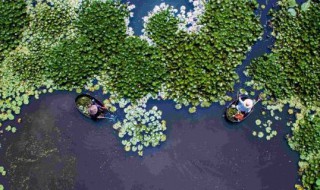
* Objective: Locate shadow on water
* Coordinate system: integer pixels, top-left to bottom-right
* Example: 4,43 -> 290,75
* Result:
0,0 -> 301,189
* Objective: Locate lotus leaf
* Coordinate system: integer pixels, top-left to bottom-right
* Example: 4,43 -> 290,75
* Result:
301,0 -> 311,12
258,131 -> 264,138
145,0 -> 262,106
288,8 -> 297,16
113,104 -> 166,156
255,119 -> 262,125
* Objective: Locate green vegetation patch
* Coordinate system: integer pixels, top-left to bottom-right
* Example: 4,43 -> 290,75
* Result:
146,0 -> 262,106
76,0 -> 128,55
0,0 -> 263,159
105,37 -> 167,100
247,0 -> 320,107
0,0 -> 29,61
288,112 -> 320,190
113,105 -> 167,156
246,1 -> 320,189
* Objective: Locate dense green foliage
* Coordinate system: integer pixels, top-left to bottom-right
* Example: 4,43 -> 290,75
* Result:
76,0 -> 128,56
247,0 -> 320,107
0,0 -> 318,188
0,0 -> 29,61
106,37 -> 167,99
7,0 -> 77,83
1,0 -> 262,103
288,112 -> 320,190
247,0 -> 320,189
146,0 -> 262,105
6,0 -> 129,89
46,37 -> 96,87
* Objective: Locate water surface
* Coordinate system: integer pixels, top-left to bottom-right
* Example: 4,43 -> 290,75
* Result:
0,91 -> 299,189
0,0 -> 301,189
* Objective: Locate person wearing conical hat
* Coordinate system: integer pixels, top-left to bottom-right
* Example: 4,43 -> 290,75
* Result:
89,104 -> 99,116
88,102 -> 107,118
237,97 -> 254,113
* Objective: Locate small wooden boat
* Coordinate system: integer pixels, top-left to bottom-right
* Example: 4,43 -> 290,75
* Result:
75,94 -> 107,120
225,95 -> 255,123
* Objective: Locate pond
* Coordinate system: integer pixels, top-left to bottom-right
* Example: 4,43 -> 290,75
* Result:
0,91 -> 299,190
0,0 -> 301,189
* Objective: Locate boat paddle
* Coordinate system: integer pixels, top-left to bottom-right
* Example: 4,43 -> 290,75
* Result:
254,93 -> 264,105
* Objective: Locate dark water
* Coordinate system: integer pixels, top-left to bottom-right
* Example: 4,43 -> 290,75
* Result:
0,0 -> 300,189
0,92 -> 299,190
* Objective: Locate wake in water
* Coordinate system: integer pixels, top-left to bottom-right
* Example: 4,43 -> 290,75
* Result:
104,111 -> 120,123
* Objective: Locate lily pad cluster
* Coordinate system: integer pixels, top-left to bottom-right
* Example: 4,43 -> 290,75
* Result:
288,112 -> 320,190
5,125 -> 17,133
4,0 -> 128,89
0,0 -> 128,128
8,0 -> 78,83
0,166 -> 6,176
0,166 -> 6,190
0,0 -> 263,123
246,1 -> 320,189
247,0 -> 320,107
0,0 -> 29,61
105,37 -> 167,100
113,105 -> 167,156
252,119 -> 277,140
145,0 -> 262,106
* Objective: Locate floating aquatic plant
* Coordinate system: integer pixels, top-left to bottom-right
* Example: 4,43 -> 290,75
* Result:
253,118 -> 277,140
247,1 -> 320,188
247,0 -> 320,107
0,0 -> 29,61
188,107 -> 197,114
0,166 -> 6,189
0,166 -> 6,176
104,37 -> 167,100
145,0 -> 262,106
288,112 -> 320,190
255,119 -> 261,125
0,4 -> 315,186
113,104 -> 167,156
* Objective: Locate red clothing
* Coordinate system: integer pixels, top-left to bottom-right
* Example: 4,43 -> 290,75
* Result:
234,113 -> 244,121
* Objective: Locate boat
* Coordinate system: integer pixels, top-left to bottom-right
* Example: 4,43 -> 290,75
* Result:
75,94 -> 108,120
225,94 -> 256,123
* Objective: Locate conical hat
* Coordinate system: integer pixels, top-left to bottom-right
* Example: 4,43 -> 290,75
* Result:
89,105 -> 98,115
244,99 -> 253,108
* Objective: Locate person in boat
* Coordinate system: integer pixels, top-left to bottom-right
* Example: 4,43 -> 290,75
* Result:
88,103 -> 107,118
236,97 -> 254,113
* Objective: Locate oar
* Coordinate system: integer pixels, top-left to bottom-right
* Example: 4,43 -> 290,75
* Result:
254,93 -> 264,105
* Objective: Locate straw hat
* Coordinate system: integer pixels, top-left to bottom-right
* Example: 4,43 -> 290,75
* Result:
244,99 -> 253,108
89,105 -> 98,115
